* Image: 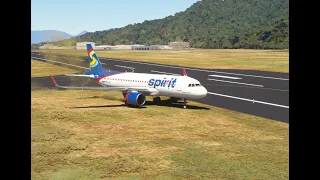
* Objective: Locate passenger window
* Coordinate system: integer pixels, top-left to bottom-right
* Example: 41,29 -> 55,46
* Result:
192,84 -> 195,87
188,84 -> 191,87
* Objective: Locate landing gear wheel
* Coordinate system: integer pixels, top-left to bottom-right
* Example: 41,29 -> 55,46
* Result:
182,98 -> 187,109
153,97 -> 161,105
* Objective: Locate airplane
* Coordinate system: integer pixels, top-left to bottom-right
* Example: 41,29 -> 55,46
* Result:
50,44 -> 208,108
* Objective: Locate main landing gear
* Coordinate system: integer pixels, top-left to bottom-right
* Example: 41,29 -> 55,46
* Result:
153,96 -> 161,105
153,96 -> 187,108
122,92 -> 128,105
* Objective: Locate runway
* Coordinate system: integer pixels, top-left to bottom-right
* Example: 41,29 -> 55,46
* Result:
31,51 -> 289,123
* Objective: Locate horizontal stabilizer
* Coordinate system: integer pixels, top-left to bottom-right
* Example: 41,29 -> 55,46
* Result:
65,74 -> 95,78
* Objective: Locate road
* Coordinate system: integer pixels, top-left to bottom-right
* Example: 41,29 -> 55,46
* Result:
31,52 -> 289,123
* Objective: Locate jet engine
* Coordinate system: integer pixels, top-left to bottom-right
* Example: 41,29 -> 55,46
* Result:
125,92 -> 146,107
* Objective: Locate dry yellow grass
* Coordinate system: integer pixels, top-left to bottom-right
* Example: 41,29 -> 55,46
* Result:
32,89 -> 288,179
33,49 -> 289,73
31,61 -> 288,179
31,59 -> 78,77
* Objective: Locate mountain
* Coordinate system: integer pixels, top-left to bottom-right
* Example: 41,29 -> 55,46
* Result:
76,31 -> 88,36
49,0 -> 289,49
31,30 -> 89,44
31,30 -> 74,44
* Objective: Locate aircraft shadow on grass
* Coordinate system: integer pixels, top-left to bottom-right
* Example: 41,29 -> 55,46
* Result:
71,99 -> 210,110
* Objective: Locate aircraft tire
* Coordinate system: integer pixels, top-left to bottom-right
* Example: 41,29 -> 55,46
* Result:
153,97 -> 161,105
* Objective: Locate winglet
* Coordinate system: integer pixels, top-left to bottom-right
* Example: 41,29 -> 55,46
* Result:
181,67 -> 187,76
50,74 -> 57,86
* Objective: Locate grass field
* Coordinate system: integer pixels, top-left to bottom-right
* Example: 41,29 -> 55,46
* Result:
33,49 -> 289,73
31,59 -> 289,179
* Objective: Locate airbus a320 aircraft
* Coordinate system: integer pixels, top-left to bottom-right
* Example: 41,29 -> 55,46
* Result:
50,44 -> 208,108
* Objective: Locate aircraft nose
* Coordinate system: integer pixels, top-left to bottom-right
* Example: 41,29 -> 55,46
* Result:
200,86 -> 208,97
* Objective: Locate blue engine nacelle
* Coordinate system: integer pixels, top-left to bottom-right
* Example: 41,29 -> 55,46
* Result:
125,92 -> 146,107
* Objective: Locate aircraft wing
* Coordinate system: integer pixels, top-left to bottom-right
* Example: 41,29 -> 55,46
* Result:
50,74 -> 150,92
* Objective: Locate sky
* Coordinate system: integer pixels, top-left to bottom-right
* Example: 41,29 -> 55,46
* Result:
31,0 -> 200,35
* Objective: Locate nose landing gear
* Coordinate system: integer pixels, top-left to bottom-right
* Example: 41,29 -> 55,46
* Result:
182,98 -> 187,109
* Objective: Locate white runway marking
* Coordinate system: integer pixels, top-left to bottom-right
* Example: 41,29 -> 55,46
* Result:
31,57 -> 90,70
207,92 -> 289,109
103,58 -> 177,68
208,74 -> 242,79
100,58 -> 289,80
202,69 -> 289,80
207,78 -> 264,87
58,57 -> 85,61
114,65 -> 135,69
32,54 -> 289,80
37,54 -> 85,62
150,70 -> 181,76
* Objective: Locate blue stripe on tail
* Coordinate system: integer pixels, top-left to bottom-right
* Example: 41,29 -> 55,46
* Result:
86,44 -> 105,73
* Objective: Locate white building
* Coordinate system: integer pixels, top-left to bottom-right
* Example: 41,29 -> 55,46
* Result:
76,42 -> 95,50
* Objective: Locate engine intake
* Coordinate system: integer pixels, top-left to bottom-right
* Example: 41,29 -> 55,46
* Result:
125,92 -> 146,107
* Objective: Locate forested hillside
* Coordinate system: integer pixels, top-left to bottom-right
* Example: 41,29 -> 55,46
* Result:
47,0 -> 289,49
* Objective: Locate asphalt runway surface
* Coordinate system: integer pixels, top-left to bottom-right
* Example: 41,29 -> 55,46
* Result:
31,51 -> 289,123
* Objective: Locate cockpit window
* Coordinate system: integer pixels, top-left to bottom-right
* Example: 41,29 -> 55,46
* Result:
188,83 -> 203,87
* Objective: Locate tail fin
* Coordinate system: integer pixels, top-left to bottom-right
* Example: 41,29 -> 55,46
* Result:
86,44 -> 104,72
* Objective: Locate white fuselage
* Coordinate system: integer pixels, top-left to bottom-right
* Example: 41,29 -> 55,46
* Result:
97,72 -> 208,100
